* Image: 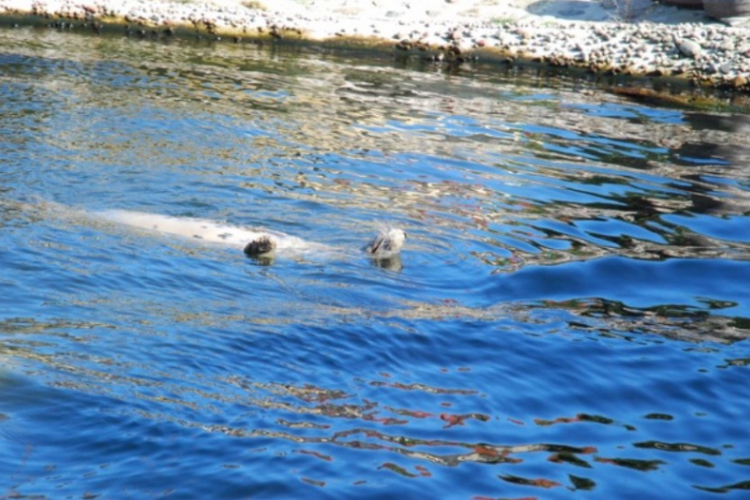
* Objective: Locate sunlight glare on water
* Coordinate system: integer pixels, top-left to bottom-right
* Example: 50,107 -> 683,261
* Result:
1,26 -> 750,499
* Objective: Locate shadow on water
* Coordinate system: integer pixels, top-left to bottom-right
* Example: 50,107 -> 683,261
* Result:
0,25 -> 749,499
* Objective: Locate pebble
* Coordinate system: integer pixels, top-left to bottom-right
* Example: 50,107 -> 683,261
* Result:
676,37 -> 703,58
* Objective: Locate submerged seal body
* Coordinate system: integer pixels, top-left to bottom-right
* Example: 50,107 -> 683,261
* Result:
96,209 -> 406,260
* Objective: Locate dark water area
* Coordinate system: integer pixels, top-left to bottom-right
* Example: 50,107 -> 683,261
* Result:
1,25 -> 750,499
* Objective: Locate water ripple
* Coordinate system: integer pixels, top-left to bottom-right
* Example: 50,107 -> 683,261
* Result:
0,26 -> 749,499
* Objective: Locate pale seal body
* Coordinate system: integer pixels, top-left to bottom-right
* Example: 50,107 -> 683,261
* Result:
96,209 -> 405,260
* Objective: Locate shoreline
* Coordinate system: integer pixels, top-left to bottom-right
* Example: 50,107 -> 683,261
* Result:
1,0 -> 750,93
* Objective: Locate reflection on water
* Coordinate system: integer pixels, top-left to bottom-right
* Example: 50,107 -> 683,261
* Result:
1,26 -> 750,499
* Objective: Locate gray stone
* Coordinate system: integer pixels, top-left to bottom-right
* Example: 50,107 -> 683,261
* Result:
676,38 -> 703,58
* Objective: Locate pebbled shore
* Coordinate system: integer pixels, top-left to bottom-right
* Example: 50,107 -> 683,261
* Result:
1,0 -> 750,92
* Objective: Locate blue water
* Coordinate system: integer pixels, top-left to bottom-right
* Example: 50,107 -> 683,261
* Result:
1,26 -> 750,499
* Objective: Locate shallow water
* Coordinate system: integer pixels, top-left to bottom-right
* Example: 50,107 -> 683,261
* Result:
1,26 -> 750,499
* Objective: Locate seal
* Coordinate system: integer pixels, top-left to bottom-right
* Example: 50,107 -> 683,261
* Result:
362,226 -> 407,259
95,209 -> 406,260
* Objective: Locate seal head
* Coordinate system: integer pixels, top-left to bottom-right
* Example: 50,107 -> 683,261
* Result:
243,235 -> 277,256
364,227 -> 406,257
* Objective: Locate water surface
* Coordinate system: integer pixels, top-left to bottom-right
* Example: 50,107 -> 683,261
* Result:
1,26 -> 750,499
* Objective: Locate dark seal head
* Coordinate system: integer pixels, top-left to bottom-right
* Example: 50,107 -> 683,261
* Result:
243,235 -> 277,256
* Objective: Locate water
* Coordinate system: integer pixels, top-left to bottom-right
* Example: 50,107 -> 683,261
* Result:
1,26 -> 750,499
